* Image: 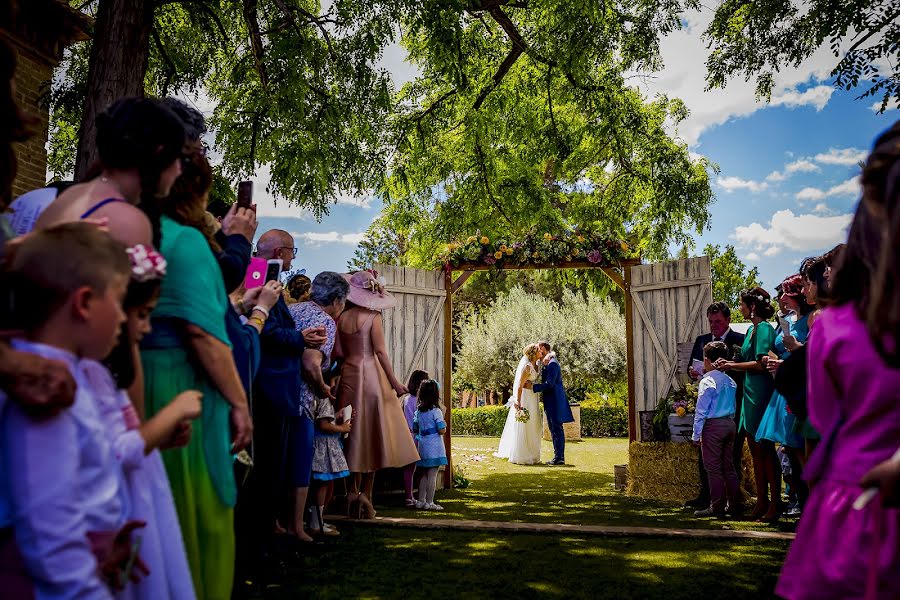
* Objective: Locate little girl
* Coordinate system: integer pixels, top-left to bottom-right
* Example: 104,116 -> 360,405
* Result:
308,394 -> 352,535
414,380 -> 448,510
82,245 -> 200,599
402,370 -> 430,508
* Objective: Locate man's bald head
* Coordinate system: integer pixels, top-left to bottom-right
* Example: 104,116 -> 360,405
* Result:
256,229 -> 296,270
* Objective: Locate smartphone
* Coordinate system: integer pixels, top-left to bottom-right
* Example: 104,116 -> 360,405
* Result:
265,259 -> 283,283
244,257 -> 267,289
118,533 -> 143,589
236,181 -> 253,209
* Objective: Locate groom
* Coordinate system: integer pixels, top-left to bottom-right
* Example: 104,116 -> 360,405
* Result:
526,342 -> 574,465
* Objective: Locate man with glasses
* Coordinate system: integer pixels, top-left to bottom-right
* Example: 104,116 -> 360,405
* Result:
241,229 -> 326,587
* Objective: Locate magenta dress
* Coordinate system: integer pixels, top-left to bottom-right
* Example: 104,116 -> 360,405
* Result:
777,304 -> 900,600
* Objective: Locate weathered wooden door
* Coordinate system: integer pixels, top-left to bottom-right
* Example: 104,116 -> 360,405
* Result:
374,264 -> 446,395
629,257 -> 711,441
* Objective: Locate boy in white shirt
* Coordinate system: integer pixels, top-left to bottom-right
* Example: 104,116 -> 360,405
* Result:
692,341 -> 739,518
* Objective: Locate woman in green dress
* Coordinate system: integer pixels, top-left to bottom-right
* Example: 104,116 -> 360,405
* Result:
716,287 -> 778,521
141,148 -> 252,599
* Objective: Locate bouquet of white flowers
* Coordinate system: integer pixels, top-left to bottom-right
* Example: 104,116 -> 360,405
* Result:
515,406 -> 530,423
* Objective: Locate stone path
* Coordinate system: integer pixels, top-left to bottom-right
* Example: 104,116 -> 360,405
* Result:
332,515 -> 796,541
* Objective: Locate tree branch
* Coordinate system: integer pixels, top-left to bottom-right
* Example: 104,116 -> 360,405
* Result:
844,9 -> 900,55
471,44 -> 523,111
152,27 -> 177,96
270,0 -> 337,59
154,0 -> 228,41
242,0 -> 269,88
474,138 -> 512,224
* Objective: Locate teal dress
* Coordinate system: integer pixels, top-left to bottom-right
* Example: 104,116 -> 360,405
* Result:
140,216 -> 236,600
738,322 -> 777,437
756,314 -> 809,448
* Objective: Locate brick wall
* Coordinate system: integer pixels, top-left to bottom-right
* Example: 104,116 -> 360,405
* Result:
11,44 -> 53,198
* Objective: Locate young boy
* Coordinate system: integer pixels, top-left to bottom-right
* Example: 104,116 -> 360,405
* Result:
0,223 -> 133,598
691,341 -> 739,518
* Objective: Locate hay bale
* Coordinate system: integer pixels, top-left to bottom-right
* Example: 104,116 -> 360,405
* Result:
626,441 -> 700,501
626,439 -> 759,504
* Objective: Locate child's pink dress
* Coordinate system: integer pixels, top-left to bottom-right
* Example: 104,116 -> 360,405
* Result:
776,304 -> 900,600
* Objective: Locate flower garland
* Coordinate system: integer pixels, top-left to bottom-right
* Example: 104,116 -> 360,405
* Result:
439,230 -> 636,269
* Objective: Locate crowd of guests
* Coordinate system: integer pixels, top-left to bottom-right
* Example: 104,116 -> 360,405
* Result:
685,122 -> 900,598
0,27 -> 448,598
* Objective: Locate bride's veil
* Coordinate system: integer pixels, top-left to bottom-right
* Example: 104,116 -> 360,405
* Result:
506,355 -> 530,407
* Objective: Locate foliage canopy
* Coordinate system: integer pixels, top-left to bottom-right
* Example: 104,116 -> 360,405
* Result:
704,243 -> 762,321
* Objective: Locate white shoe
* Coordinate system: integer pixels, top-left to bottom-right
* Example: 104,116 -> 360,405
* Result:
416,500 -> 426,509
426,503 -> 444,511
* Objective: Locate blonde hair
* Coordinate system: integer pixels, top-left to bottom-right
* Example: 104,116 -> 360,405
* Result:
523,343 -> 541,362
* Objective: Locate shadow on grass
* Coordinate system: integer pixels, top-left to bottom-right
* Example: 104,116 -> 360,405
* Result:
266,526 -> 786,600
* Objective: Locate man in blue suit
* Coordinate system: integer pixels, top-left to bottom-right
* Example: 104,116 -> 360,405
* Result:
526,341 -> 574,465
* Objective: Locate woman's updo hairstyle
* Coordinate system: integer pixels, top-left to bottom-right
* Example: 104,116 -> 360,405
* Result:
740,286 -> 775,320
523,343 -> 541,363
95,98 -> 186,246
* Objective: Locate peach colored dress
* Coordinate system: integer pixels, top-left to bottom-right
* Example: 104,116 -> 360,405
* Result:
336,308 -> 420,472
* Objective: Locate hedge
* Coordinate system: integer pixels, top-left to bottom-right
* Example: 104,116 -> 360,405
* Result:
452,405 -> 628,438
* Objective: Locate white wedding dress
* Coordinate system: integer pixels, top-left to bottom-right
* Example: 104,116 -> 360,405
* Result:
494,356 -> 542,465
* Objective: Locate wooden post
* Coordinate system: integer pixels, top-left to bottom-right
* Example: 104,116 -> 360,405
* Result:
443,268 -> 454,488
624,261 -> 637,443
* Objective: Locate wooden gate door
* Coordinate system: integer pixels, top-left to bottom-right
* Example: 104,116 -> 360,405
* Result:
628,257 -> 711,441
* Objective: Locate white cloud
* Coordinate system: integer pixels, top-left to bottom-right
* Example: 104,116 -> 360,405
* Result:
745,252 -> 761,262
732,209 -> 852,257
813,203 -> 831,214
785,159 -> 820,174
636,9 -> 840,147
771,85 -> 834,111
814,147 -> 867,166
295,231 -> 366,246
717,176 -> 768,193
794,176 -> 860,202
766,170 -> 786,182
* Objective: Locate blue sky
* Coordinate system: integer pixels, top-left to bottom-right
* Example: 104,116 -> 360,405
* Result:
241,9 -> 897,292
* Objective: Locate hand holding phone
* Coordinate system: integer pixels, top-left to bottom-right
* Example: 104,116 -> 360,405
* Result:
265,259 -> 283,283
236,181 -> 253,209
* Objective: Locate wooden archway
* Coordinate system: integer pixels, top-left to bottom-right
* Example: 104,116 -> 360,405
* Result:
440,258 -> 642,486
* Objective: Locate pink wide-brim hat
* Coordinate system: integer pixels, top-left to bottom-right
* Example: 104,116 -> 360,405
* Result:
343,270 -> 396,311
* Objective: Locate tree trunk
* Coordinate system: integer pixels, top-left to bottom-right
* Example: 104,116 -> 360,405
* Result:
75,0 -> 153,179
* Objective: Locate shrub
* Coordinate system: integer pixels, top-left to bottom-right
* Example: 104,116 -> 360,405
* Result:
452,405 -> 628,438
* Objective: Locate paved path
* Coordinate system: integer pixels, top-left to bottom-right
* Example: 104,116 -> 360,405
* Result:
332,515 -> 796,541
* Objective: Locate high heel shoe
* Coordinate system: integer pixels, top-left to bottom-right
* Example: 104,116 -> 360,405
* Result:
346,492 -> 363,519
357,492 -> 377,519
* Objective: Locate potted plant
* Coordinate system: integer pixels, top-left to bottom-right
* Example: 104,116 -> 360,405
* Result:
664,384 -> 697,443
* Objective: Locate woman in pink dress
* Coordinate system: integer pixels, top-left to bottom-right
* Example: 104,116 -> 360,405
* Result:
776,122 -> 900,600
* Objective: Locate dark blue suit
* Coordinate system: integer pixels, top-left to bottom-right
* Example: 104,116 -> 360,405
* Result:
532,359 -> 573,463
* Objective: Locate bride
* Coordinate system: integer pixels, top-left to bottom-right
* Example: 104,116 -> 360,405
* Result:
494,344 -> 542,465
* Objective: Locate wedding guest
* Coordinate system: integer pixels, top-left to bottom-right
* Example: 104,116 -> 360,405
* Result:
414,380 -> 448,511
287,271 -> 349,539
402,370 -> 430,508
35,97 -> 186,248
691,341 -> 739,518
758,274 -> 812,511
1,223 -> 136,598
86,244 -> 200,600
716,287 -> 778,521
685,302 -> 746,509
308,393 -> 352,536
336,271 -> 419,518
287,273 -> 312,304
776,121 -> 900,600
141,147 -> 251,600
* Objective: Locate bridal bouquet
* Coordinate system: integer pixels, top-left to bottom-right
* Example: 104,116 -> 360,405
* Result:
515,406 -> 530,423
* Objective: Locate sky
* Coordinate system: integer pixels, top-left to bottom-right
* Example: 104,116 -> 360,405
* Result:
191,8 -> 896,292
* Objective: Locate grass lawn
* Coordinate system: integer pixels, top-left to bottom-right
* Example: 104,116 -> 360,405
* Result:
269,526 -> 787,599
376,437 -> 799,534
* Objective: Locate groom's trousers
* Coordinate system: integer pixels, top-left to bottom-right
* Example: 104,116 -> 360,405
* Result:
546,413 -> 565,462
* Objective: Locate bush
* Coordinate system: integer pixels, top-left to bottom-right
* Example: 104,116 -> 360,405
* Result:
452,405 -> 628,438
580,406 -> 628,437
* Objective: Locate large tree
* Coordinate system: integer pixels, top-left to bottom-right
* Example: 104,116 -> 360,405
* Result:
704,0 -> 900,112
704,243 -> 761,321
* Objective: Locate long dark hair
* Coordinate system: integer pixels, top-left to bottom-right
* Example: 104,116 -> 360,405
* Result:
417,380 -> 442,413
407,370 -> 430,398
163,146 -> 218,251
95,98 -> 186,247
830,120 -> 900,366
104,278 -> 162,389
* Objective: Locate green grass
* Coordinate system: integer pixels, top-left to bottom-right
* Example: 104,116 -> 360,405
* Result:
268,527 -> 787,599
377,437 -> 798,533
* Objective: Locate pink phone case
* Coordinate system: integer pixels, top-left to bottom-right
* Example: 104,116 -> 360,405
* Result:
244,257 -> 267,289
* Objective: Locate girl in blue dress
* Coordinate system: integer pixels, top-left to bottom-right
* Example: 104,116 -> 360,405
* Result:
757,274 -> 812,511
413,380 -> 448,510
